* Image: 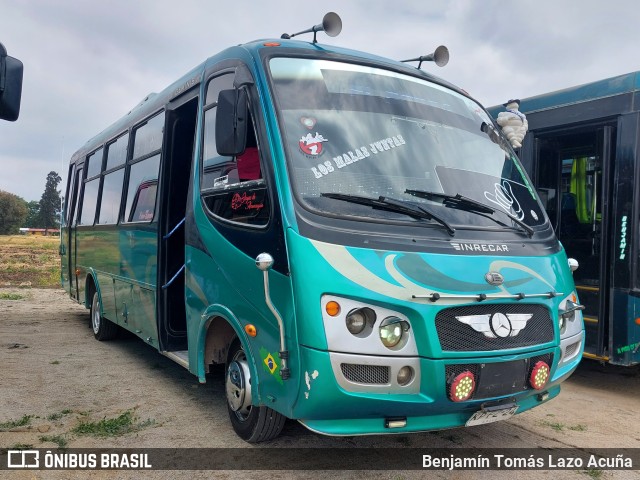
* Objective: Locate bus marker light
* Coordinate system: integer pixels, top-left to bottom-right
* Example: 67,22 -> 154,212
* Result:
449,371 -> 475,402
263,42 -> 281,47
529,361 -> 550,390
75,268 -> 81,276
635,318 -> 640,326
385,417 -> 407,429
244,324 -> 257,337
325,301 -> 341,317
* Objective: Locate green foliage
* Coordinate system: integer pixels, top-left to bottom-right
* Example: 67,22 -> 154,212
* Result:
0,292 -> 24,300
0,414 -> 33,429
38,171 -> 62,230
71,410 -> 154,437
39,434 -> 68,449
0,190 -> 27,234
24,200 -> 41,227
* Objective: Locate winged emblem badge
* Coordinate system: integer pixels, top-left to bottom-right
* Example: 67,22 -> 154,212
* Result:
455,312 -> 533,338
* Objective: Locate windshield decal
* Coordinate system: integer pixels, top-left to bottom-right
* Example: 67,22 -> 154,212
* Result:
311,134 -> 406,179
299,132 -> 328,157
484,180 -> 525,221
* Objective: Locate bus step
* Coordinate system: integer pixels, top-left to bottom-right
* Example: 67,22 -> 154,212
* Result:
163,350 -> 189,369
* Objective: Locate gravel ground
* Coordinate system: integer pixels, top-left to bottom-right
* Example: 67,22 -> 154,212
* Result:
1,288 -> 639,480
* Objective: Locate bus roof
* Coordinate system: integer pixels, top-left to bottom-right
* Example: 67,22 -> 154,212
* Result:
70,38 -> 463,164
487,71 -> 640,117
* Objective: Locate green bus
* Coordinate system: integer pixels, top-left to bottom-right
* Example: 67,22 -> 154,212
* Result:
61,14 -> 584,442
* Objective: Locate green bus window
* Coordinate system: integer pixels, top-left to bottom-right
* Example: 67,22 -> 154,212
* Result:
124,155 -> 160,222
85,147 -> 103,179
132,112 -> 164,159
79,178 -> 100,225
105,133 -> 129,171
97,168 -> 125,224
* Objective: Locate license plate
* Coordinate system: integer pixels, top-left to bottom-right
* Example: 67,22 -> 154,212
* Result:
466,405 -> 518,426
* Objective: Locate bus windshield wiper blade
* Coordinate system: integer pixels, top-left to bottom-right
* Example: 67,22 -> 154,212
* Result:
405,188 -> 534,237
320,192 -> 455,236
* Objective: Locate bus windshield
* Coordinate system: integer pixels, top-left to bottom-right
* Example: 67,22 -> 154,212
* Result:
268,57 -> 545,229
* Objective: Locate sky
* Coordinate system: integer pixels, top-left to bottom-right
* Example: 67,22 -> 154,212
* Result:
1,0 -> 639,201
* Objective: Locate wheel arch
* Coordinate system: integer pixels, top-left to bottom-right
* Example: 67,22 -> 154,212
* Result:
195,305 -> 260,397
83,269 -> 101,310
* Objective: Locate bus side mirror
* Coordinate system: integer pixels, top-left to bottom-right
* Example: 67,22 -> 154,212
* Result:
215,88 -> 248,156
0,43 -> 23,122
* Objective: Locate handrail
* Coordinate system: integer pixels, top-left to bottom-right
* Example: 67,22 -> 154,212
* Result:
162,264 -> 185,290
163,217 -> 185,240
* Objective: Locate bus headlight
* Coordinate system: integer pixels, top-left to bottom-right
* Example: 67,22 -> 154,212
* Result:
379,316 -> 410,348
558,292 -> 585,338
345,307 -> 375,335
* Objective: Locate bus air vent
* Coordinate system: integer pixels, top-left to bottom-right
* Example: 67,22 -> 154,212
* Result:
340,363 -> 390,385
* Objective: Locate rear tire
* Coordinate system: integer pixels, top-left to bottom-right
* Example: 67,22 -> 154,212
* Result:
225,338 -> 286,442
90,291 -> 118,341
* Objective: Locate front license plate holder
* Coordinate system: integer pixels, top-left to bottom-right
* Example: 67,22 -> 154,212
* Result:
465,405 -> 518,427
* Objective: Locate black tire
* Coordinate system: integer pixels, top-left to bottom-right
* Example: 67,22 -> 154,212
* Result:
225,338 -> 286,443
90,291 -> 118,341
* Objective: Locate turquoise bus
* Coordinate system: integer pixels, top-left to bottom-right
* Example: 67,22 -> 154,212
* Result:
489,72 -> 640,366
61,14 -> 584,442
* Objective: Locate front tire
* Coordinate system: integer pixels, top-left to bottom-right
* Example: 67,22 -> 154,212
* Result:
90,291 -> 118,341
225,338 -> 286,442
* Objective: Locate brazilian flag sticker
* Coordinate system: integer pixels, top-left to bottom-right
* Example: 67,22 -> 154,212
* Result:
260,347 -> 283,385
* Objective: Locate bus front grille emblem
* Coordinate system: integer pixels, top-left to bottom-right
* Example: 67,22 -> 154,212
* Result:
484,272 -> 504,286
455,313 -> 533,338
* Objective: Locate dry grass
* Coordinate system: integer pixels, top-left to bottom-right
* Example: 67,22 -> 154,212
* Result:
0,235 -> 60,288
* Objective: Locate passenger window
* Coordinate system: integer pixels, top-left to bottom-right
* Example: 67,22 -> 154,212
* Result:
97,168 -> 125,224
124,155 -> 160,222
85,148 -> 103,179
79,178 -> 100,225
133,113 -> 164,159
105,133 -> 129,170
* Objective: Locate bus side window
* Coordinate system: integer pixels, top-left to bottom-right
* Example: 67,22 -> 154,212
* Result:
201,72 -> 268,226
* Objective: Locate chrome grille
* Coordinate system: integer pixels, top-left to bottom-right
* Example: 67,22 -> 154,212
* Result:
435,304 -> 554,351
340,363 -> 390,384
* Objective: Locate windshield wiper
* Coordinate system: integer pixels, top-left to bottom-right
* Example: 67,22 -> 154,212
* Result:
320,192 -> 455,236
404,189 -> 534,237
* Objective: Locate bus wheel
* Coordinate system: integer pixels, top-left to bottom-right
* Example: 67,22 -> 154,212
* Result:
225,338 -> 285,442
90,291 -> 118,341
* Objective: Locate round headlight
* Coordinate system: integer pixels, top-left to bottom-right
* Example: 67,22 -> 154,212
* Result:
379,316 -> 408,348
397,366 -> 414,386
559,314 -> 566,332
345,308 -> 375,335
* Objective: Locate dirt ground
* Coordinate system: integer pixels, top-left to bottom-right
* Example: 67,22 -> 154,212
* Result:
1,288 -> 639,480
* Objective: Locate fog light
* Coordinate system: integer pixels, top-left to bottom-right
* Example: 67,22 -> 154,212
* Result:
529,361 -> 550,390
397,366 -> 414,386
379,316 -> 409,348
449,371 -> 475,402
345,308 -> 375,335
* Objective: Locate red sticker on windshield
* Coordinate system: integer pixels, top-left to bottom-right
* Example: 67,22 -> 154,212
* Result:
299,132 -> 328,157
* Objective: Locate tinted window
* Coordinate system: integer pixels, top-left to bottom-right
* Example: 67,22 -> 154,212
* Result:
97,168 -> 125,224
79,178 -> 100,225
105,133 -> 129,170
125,155 -> 160,222
85,148 -> 103,179
133,113 -> 164,159
205,73 -> 234,105
202,107 -> 233,189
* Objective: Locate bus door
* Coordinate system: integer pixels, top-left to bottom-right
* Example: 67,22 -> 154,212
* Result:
156,94 -> 198,352
535,125 -> 615,359
66,165 -> 83,301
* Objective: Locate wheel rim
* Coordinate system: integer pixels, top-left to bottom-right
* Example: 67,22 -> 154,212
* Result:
226,349 -> 252,421
92,295 -> 101,334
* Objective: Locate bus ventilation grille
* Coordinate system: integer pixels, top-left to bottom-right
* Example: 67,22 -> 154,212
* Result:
340,363 -> 390,385
435,304 -> 554,351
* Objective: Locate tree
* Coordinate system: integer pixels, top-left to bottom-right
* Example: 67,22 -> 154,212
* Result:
0,190 -> 27,234
38,171 -> 62,231
24,200 -> 40,227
